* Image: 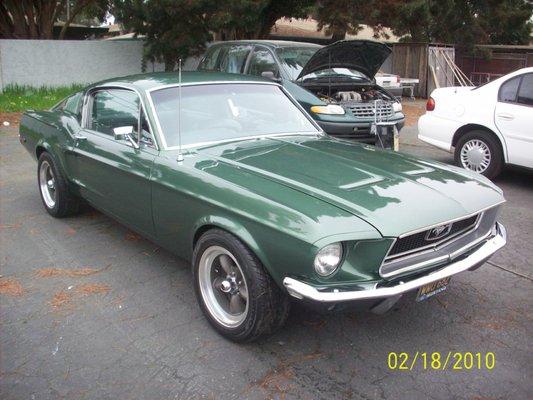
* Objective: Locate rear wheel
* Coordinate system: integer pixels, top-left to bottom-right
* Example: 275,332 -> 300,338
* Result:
37,152 -> 80,217
192,229 -> 290,342
454,130 -> 503,179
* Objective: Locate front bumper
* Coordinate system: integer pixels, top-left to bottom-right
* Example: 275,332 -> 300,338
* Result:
283,222 -> 506,304
317,118 -> 405,143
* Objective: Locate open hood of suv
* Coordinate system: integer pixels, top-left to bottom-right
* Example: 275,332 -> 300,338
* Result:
296,40 -> 392,81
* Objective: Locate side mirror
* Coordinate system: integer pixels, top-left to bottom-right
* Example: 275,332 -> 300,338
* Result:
113,126 -> 139,149
261,71 -> 281,82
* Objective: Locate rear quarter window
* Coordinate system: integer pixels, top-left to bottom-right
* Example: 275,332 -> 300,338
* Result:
498,76 -> 520,103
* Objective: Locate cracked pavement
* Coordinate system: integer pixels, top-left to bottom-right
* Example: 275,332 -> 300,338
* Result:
1,124 -> 532,399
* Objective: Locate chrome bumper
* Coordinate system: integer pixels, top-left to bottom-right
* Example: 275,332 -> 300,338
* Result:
283,222 -> 506,303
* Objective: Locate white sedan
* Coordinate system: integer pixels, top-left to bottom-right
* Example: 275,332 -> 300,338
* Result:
418,67 -> 533,178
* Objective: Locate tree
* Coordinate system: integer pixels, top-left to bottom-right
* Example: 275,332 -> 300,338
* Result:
114,0 -> 214,71
314,0 -> 373,41
211,0 -> 315,40
0,0 -> 110,39
385,0 -> 532,49
58,0 -> 111,39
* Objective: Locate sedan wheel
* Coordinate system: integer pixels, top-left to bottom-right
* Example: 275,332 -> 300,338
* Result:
454,130 -> 503,179
198,246 -> 249,328
459,139 -> 491,173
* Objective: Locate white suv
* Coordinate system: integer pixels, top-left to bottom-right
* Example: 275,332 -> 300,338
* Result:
418,67 -> 533,178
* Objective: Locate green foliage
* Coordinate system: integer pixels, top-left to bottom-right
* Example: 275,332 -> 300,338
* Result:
211,0 -> 314,40
0,85 -> 84,113
315,0 -> 371,41
113,0 -> 314,70
114,0 -> 214,71
387,0 -> 532,50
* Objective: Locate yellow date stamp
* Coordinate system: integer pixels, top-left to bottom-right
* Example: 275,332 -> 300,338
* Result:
387,352 -> 496,371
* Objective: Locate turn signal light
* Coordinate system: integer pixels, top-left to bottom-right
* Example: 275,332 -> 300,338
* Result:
426,97 -> 435,111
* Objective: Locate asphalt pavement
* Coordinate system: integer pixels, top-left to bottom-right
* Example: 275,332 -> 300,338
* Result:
1,124 -> 532,400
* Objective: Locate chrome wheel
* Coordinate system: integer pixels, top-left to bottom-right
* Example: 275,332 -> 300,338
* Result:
39,160 -> 56,208
460,139 -> 491,173
198,246 -> 249,328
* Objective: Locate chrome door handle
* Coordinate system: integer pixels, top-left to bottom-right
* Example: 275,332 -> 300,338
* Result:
497,113 -> 514,121
73,133 -> 87,140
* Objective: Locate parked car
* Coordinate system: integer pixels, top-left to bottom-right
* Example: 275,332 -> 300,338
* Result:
20,72 -> 506,342
197,40 -> 405,143
418,67 -> 533,178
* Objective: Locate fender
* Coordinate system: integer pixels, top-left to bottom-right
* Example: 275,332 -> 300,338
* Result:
191,215 -> 281,284
452,123 -> 509,162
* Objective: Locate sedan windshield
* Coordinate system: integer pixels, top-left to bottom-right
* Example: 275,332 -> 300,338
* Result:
276,47 -> 319,80
150,84 -> 318,148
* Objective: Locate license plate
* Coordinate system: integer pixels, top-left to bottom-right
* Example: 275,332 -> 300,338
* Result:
416,277 -> 451,302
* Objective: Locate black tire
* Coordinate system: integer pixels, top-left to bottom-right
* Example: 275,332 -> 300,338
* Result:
454,130 -> 503,179
37,152 -> 80,218
192,229 -> 290,342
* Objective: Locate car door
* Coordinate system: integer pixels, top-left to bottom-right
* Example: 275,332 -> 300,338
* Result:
494,73 -> 533,168
70,87 -> 158,237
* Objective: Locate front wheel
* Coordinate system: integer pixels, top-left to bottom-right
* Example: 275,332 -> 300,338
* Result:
454,130 -> 503,179
192,229 -> 290,342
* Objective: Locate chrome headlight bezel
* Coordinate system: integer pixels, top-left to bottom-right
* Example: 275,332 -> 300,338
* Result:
314,242 -> 344,277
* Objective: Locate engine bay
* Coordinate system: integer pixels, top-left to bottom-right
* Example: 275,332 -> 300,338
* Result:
315,86 -> 394,105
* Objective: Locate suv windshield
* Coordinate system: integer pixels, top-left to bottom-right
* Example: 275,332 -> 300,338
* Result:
276,47 -> 319,80
150,83 -> 318,148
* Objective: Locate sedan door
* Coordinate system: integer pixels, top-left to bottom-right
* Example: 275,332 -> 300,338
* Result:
494,73 -> 533,168
69,87 -> 158,237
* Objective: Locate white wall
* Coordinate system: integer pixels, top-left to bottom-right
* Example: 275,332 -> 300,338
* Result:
0,39 -> 200,91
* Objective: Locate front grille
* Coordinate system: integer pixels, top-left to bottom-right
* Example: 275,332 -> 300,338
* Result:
387,214 -> 479,260
344,102 -> 394,119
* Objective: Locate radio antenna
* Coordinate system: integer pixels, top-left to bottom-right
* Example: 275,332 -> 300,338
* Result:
177,58 -> 184,162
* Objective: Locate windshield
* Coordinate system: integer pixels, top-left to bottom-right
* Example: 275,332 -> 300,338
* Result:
276,47 -> 319,80
150,83 -> 318,148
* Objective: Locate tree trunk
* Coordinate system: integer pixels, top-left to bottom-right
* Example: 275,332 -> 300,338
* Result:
331,31 -> 346,42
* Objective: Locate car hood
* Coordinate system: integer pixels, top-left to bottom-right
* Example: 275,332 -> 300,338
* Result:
193,135 -> 504,237
296,40 -> 392,81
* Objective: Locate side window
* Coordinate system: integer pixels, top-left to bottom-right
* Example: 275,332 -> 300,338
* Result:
517,74 -> 533,106
220,45 -> 252,74
198,46 -> 223,71
139,108 -> 153,146
248,48 -> 279,78
89,89 -> 152,146
498,76 -> 520,103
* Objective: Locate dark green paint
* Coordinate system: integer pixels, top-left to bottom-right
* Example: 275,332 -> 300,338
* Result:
19,72 -> 504,290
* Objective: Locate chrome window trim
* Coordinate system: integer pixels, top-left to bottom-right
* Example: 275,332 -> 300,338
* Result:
146,81 -> 323,150
384,212 -> 483,262
82,84 -> 159,150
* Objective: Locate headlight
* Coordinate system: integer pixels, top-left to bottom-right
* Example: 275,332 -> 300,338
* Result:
314,243 -> 343,276
310,105 -> 345,115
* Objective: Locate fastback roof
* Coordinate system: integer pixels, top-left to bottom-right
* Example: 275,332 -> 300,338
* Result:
89,71 -> 272,92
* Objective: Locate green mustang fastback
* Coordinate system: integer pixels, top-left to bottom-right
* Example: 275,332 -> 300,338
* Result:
19,72 -> 507,342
